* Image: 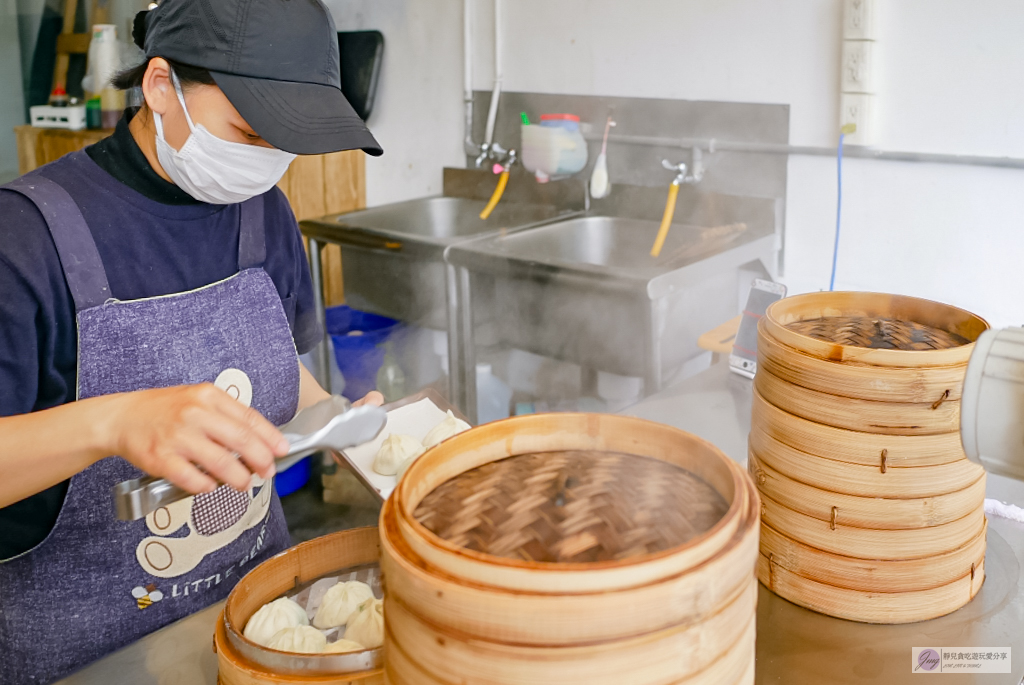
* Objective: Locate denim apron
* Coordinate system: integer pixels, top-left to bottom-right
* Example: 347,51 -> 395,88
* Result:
0,171 -> 297,684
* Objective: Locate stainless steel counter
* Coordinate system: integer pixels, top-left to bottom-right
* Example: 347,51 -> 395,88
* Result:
58,361 -> 1024,685
623,361 -> 1024,685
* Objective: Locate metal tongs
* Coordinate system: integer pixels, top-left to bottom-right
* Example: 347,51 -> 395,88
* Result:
112,397 -> 387,521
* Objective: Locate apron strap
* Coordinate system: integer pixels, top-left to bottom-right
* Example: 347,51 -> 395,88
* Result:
4,175 -> 112,312
237,194 -> 266,269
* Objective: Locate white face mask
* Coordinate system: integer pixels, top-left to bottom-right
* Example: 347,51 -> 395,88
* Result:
153,73 -> 296,204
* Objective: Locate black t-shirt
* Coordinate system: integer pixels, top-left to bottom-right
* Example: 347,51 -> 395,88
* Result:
0,112 -> 322,559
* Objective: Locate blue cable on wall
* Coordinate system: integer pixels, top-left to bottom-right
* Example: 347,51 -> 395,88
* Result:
829,132 -> 846,291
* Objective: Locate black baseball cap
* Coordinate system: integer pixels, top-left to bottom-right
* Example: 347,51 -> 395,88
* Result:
141,0 -> 383,156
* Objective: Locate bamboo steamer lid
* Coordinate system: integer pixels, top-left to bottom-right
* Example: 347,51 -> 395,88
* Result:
757,323 -> 968,403
759,519 -> 986,594
751,387 -> 966,468
391,413 -> 752,594
762,291 -> 988,367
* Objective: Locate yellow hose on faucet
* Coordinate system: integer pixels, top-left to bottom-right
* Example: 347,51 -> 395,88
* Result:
650,182 -> 680,257
479,168 -> 510,220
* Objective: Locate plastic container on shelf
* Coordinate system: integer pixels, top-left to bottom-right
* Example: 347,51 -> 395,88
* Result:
326,305 -> 402,401
521,113 -> 588,182
476,363 -> 513,424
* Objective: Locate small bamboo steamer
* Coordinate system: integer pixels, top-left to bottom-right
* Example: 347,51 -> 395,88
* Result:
382,413 -> 760,684
748,450 -> 986,529
383,580 -> 756,685
378,491 -> 759,645
754,369 -> 960,436
759,520 -> 987,594
761,291 -> 988,367
751,387 -> 965,468
392,413 -> 750,594
384,616 -> 758,685
216,527 -> 383,685
758,552 -> 985,624
756,323 -> 967,403
749,427 -> 986,499
759,491 -> 984,561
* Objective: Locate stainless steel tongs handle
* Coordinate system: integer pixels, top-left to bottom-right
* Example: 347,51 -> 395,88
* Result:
112,400 -> 387,521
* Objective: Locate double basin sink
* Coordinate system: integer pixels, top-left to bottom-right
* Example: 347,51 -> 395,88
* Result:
300,192 -> 778,414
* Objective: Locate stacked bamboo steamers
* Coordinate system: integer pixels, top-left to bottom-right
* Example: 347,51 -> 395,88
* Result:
380,413 -> 761,685
750,292 -> 989,623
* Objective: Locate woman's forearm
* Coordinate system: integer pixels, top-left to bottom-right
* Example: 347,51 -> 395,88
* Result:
0,394 -> 123,508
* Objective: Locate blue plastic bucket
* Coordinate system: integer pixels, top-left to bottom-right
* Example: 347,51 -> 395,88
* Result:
274,456 -> 312,497
325,305 -> 401,401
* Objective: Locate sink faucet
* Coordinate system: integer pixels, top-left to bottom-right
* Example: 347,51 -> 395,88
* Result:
651,148 -> 704,257
475,141 -> 511,169
661,147 -> 705,185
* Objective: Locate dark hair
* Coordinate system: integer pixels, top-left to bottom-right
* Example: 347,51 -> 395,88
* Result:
111,58 -> 215,91
112,10 -> 214,92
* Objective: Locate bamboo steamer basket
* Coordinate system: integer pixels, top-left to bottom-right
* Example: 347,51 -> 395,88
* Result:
758,552 -> 985,624
751,291 -> 989,623
758,519 -> 987,594
383,619 -> 757,685
751,387 -> 965,468
216,527 -> 383,685
754,368 -> 960,435
749,426 -> 986,499
748,450 -> 986,529
381,413 -> 760,685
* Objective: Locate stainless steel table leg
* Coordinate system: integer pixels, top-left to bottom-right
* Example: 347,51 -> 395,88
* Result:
307,237 -> 332,395
644,300 -> 665,396
446,263 -> 478,423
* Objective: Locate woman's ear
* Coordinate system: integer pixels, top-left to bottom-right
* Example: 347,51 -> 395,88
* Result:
141,57 -> 173,116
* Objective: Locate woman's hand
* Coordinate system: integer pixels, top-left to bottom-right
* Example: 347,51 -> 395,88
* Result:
353,391 -> 384,407
105,384 -> 289,494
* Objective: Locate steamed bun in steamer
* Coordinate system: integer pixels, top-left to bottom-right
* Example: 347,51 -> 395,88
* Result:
344,598 -> 384,649
265,625 -> 327,653
243,597 -> 309,647
323,638 -> 365,654
312,580 -> 375,629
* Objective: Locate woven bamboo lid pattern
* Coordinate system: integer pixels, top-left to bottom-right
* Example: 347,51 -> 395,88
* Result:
786,316 -> 969,351
413,450 -> 728,564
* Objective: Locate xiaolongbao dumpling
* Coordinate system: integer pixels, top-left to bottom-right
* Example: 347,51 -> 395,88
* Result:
312,580 -> 375,629
422,410 -> 471,448
244,597 -> 309,647
323,638 -> 365,654
266,625 -> 327,653
395,452 -> 419,482
344,598 -> 384,649
372,434 -> 425,476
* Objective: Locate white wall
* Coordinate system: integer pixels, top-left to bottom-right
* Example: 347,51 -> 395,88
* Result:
327,0 -> 1024,328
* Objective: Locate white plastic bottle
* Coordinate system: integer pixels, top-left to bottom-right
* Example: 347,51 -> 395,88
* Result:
476,363 -> 512,424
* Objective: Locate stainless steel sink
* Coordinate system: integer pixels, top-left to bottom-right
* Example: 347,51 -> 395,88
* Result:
321,196 -> 564,243
300,196 -> 572,330
445,202 -> 780,417
483,216 -> 759,275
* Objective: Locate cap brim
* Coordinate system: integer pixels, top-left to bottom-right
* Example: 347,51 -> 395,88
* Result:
211,72 -> 383,156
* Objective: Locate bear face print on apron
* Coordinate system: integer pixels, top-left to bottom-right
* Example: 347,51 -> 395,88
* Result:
0,171 -> 298,685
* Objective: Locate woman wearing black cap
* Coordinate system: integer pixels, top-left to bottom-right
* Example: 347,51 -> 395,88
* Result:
0,1 -> 382,681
